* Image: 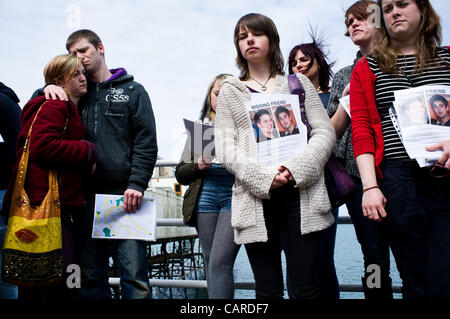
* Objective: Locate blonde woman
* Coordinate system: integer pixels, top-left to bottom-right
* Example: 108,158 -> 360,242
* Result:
3,54 -> 96,299
175,74 -> 240,299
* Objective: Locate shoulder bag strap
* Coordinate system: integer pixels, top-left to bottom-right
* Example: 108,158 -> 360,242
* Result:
287,74 -> 312,140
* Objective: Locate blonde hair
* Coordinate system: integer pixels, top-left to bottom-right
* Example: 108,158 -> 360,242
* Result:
373,0 -> 442,74
200,74 -> 232,122
44,54 -> 83,85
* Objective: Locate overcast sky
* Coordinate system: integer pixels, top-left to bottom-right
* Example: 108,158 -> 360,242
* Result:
1,0 -> 449,161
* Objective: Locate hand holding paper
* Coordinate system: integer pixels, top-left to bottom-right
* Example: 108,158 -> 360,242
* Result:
426,139 -> 450,169
197,155 -> 213,170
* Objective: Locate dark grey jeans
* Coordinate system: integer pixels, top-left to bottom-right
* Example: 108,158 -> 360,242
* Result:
244,184 -> 322,299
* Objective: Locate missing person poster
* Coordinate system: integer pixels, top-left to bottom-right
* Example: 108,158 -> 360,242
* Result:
392,85 -> 450,166
245,93 -> 308,166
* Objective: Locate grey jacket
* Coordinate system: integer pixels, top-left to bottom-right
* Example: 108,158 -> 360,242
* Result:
327,51 -> 363,178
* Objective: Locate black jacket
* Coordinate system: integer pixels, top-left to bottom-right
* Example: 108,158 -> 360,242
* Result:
30,71 -> 158,194
79,72 -> 158,194
0,82 -> 21,189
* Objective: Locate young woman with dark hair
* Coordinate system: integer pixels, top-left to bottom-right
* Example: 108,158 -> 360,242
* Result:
215,13 -> 336,299
350,0 -> 450,299
288,39 -> 339,300
288,40 -> 334,107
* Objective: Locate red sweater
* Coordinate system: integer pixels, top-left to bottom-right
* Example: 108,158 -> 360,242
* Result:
5,96 -> 96,208
349,56 -> 384,178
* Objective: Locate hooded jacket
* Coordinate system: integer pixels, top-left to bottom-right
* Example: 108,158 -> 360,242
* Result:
0,82 -> 21,189
78,69 -> 158,194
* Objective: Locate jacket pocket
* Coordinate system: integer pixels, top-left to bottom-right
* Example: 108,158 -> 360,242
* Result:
103,104 -> 129,137
231,183 -> 257,230
307,175 -> 332,215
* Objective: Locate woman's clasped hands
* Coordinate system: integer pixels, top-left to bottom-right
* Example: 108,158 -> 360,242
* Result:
270,166 -> 295,190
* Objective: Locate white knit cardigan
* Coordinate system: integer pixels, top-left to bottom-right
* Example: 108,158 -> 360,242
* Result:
214,73 -> 336,245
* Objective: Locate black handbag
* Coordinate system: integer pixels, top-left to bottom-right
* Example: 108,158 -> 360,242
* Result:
288,74 -> 355,208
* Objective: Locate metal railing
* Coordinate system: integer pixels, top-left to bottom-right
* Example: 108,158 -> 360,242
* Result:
112,160 -> 403,295
109,217 -> 402,294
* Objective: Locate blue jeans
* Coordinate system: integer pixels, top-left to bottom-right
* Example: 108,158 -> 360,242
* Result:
380,160 -> 450,299
346,176 -> 392,299
194,164 -> 234,213
73,194 -> 151,299
0,189 -> 18,299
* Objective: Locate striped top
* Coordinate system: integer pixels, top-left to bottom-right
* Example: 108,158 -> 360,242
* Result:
367,47 -> 450,159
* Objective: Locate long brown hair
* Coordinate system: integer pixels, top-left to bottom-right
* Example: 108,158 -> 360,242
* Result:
233,13 -> 285,81
373,0 -> 442,74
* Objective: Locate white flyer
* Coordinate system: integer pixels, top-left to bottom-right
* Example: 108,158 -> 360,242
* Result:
392,86 -> 450,166
245,93 -> 308,166
339,95 -> 351,118
92,194 -> 157,241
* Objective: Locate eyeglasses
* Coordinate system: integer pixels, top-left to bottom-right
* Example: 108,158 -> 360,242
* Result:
429,162 -> 450,178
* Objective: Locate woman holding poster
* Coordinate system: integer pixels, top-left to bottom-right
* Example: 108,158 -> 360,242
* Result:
215,13 -> 335,299
175,74 -> 240,299
350,0 -> 450,298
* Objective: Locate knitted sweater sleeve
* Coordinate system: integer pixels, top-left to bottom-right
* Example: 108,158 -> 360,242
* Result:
327,66 -> 352,118
215,81 -> 279,199
282,74 -> 336,188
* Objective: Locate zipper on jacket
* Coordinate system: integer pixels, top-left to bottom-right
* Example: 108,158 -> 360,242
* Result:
94,83 -> 99,135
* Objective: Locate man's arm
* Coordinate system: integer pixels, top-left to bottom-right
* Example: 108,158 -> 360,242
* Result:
124,86 -> 158,213
29,85 -> 69,102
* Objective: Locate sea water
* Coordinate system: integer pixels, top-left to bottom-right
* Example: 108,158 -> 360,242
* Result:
233,222 -> 402,299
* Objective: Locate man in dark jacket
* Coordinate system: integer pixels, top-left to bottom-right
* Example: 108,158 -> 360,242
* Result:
45,30 -> 158,299
0,82 -> 20,298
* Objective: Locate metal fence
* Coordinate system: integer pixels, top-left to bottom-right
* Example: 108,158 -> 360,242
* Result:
108,160 -> 403,295
109,217 -> 402,294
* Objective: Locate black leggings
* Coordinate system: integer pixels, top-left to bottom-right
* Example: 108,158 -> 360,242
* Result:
245,184 -> 322,299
